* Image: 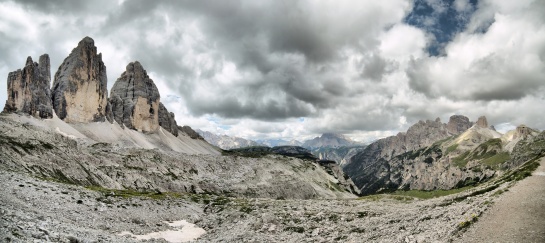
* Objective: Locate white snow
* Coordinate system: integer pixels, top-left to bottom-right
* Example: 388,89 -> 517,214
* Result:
119,220 -> 206,243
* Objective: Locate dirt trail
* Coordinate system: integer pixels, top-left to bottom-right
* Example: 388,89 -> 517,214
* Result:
460,157 -> 545,242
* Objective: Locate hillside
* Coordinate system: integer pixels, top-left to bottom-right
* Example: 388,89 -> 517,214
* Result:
344,115 -> 545,195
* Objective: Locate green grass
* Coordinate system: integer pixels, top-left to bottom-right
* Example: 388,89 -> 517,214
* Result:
481,152 -> 511,168
446,144 -> 458,155
501,157 -> 541,182
358,186 -> 474,201
389,186 -> 474,199
457,213 -> 479,230
452,151 -> 470,167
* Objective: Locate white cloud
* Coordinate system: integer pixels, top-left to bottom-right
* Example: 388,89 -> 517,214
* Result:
0,0 -> 543,144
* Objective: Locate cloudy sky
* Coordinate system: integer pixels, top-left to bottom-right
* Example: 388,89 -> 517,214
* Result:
1,0 -> 544,142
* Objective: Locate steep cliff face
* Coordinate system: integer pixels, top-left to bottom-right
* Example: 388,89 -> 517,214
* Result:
158,102 -> 178,136
3,55 -> 53,118
109,61 -> 161,133
51,37 -> 108,123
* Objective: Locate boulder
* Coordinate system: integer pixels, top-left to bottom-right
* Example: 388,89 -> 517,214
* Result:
3,55 -> 53,118
51,37 -> 108,123
109,61 -> 160,133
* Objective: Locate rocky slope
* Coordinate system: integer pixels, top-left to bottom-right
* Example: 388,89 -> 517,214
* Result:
0,164 -> 523,242
0,113 -> 355,200
345,115 -> 543,195
52,37 -> 109,123
225,146 -> 360,195
3,55 -> 53,119
196,129 -> 264,149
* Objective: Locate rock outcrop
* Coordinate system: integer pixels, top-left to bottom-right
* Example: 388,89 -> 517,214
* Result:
514,125 -> 533,139
447,115 -> 472,135
476,116 -> 488,128
51,37 -> 108,123
179,126 -> 204,140
158,102 -> 178,136
3,55 -> 53,118
109,61 -> 161,133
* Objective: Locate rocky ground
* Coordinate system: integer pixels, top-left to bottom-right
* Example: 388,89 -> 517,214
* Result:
0,164 -> 526,243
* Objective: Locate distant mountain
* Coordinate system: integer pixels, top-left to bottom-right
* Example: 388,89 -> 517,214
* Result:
302,133 -> 358,149
257,138 -> 302,147
314,146 -> 367,167
343,115 -> 544,195
298,133 -> 364,165
196,130 -> 264,150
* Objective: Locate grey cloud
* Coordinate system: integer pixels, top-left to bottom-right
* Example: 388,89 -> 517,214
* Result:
360,54 -> 397,81
187,92 -> 314,120
406,58 -> 434,96
408,52 -> 545,102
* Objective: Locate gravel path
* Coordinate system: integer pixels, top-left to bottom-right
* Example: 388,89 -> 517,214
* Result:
460,157 -> 545,242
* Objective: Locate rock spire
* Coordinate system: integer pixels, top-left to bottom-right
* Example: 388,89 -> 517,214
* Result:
3,55 -> 53,118
447,115 -> 472,135
51,37 -> 109,123
476,116 -> 488,128
109,61 -> 161,133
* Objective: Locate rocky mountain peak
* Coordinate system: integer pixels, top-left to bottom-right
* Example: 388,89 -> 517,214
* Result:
447,115 -> 472,135
109,61 -> 161,133
515,124 -> 532,139
51,36 -> 108,123
3,54 -> 53,118
476,116 -> 488,128
303,133 -> 356,149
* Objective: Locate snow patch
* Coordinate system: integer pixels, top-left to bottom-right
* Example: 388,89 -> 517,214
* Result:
119,220 -> 206,243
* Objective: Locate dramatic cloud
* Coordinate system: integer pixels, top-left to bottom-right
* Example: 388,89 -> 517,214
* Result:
0,0 -> 544,142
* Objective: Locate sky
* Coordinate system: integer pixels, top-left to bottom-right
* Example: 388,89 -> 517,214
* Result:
1,0 -> 544,142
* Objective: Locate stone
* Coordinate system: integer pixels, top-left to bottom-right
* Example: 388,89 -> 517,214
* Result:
446,115 -> 472,135
158,102 -> 178,136
51,37 -> 108,123
476,116 -> 488,128
3,55 -> 53,118
109,61 -> 161,133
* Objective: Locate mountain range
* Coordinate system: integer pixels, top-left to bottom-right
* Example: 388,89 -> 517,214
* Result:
344,115 -> 544,195
0,37 -> 357,200
1,36 -> 545,242
198,131 -> 367,164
